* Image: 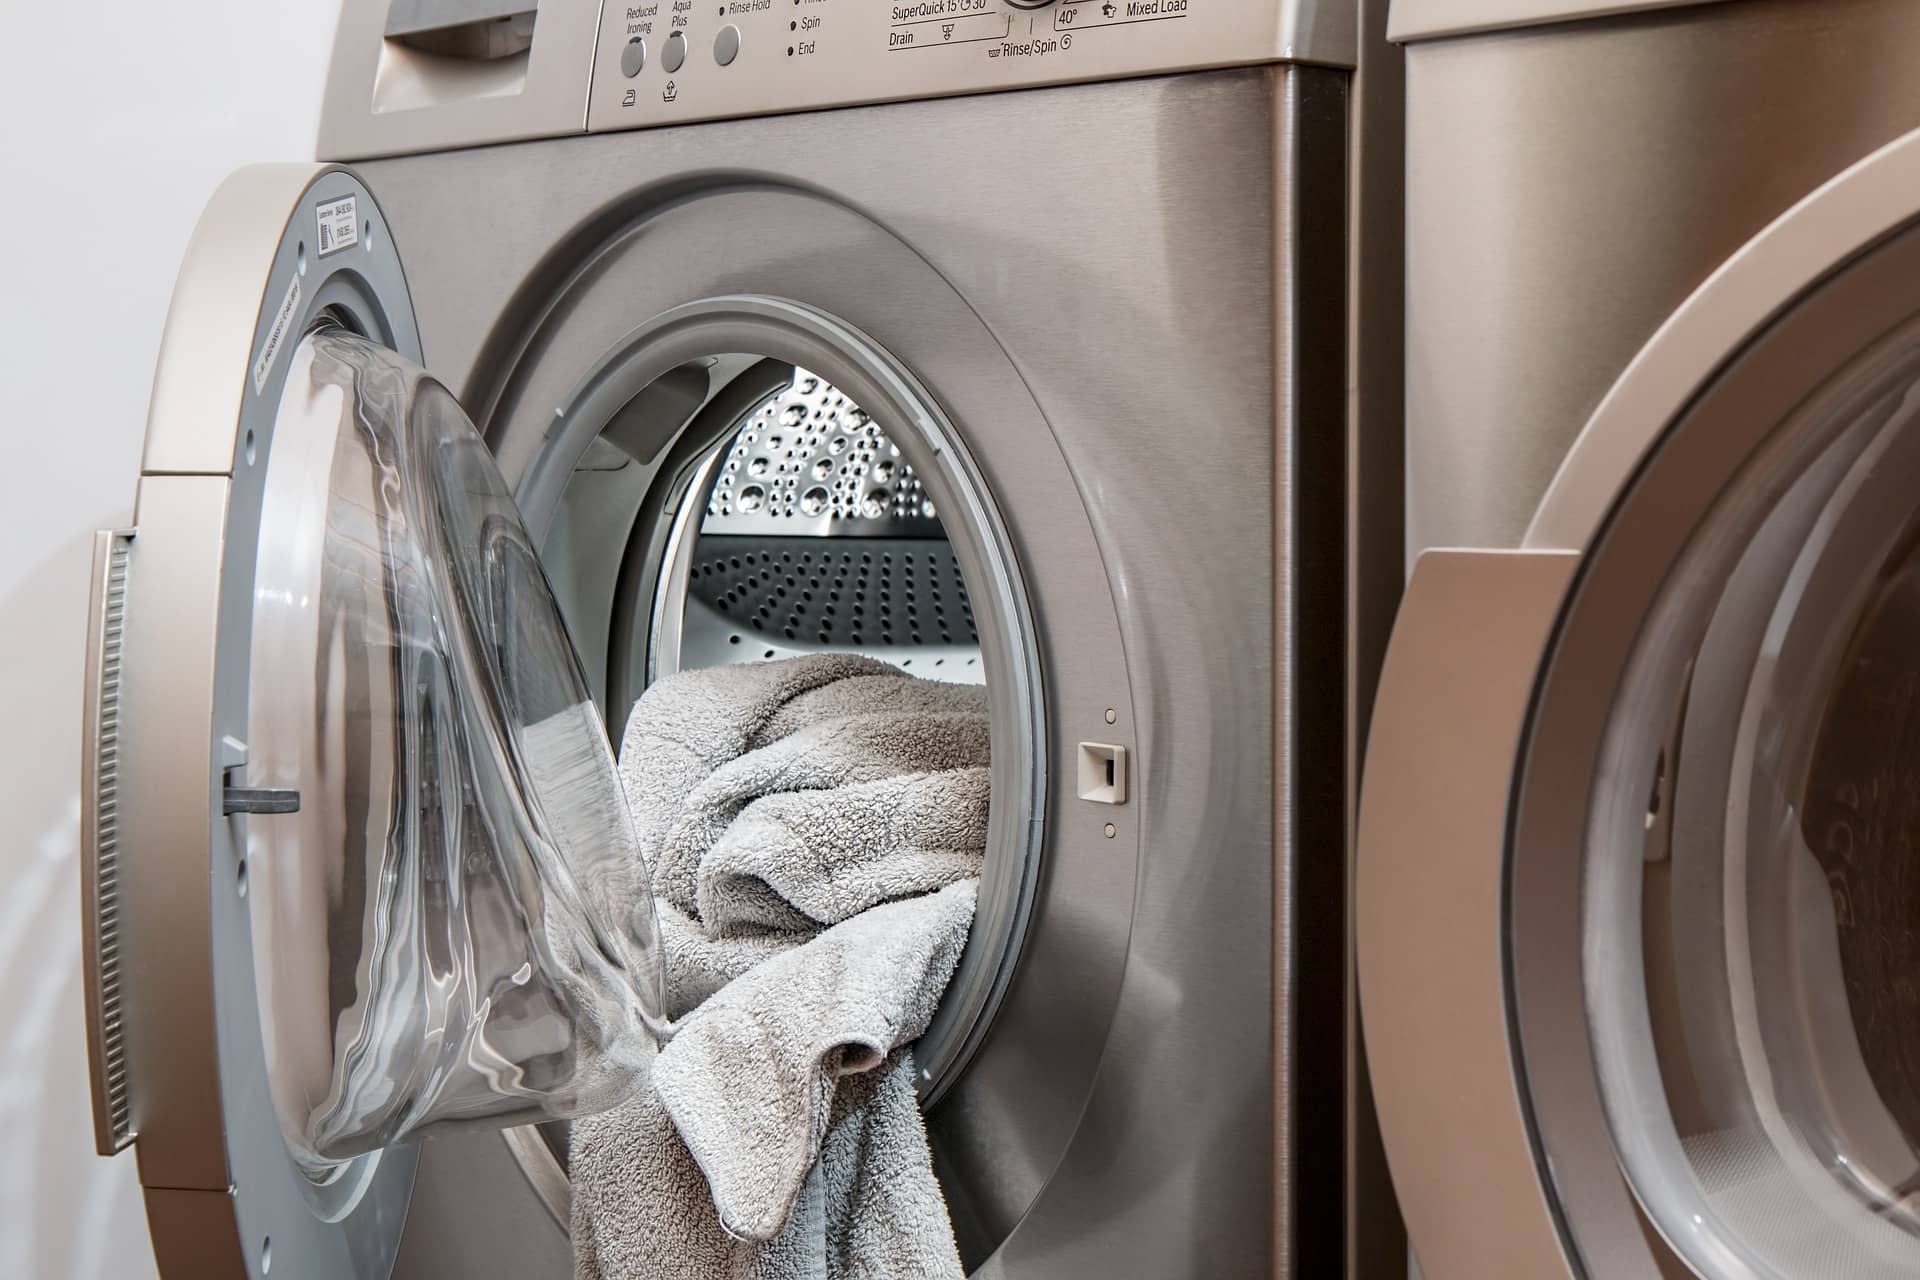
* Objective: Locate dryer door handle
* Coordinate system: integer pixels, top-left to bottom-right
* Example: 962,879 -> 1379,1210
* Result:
1355,547 -> 1577,1280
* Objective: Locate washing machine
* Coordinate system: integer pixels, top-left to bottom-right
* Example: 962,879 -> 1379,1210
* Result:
78,1 -> 1407,1277
1358,1 -> 1920,1277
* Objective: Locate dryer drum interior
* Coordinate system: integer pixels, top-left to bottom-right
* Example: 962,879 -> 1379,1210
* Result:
513,334 -> 1046,1217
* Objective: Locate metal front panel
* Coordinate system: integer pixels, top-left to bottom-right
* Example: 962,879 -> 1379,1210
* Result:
1402,0 -> 1920,555
359,67 -> 1322,1277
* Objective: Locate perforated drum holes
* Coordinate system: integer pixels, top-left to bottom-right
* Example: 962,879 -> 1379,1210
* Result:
690,536 -> 978,649
669,366 -> 987,684
704,369 -> 940,536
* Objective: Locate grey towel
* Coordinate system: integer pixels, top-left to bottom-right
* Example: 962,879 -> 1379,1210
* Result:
569,1046 -> 957,1280
573,885 -> 974,1280
654,883 -> 976,1242
572,656 -> 984,1280
617,655 -> 989,1019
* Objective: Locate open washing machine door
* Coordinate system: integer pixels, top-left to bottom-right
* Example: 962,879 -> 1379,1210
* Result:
1358,127 -> 1920,1280
78,165 -> 669,1280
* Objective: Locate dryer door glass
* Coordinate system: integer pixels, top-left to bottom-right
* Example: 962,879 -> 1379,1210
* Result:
247,328 -> 668,1174
1567,294 -> 1920,1274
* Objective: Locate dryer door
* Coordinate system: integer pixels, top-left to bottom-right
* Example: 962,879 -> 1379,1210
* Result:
78,166 -> 667,1280
1360,129 -> 1920,1280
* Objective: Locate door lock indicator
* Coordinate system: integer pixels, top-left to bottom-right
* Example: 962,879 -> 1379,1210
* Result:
1077,742 -> 1128,805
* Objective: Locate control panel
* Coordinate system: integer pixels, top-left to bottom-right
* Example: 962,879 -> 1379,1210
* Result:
587,0 -> 1352,132
317,0 -> 1351,159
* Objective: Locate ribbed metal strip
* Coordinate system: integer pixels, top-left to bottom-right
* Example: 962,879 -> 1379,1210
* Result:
89,533 -> 134,1152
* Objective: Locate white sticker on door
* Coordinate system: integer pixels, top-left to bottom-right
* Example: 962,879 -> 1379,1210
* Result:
252,273 -> 302,395
316,194 -> 359,256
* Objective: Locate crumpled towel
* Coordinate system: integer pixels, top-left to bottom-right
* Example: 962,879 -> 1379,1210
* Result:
622,655 -> 988,926
654,883 -> 976,1242
571,655 -> 986,1279
617,654 -> 988,1018
571,884 -> 974,1280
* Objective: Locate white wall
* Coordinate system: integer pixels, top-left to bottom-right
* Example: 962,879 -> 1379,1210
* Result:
0,5 -> 342,1275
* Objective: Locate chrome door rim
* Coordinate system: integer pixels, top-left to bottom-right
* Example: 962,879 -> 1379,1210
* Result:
506,296 -> 1049,1225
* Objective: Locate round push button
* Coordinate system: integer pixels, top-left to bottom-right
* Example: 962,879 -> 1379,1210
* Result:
620,36 -> 646,77
662,30 -> 688,73
714,24 -> 740,66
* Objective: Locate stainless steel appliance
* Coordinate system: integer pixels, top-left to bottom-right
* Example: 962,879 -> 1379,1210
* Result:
82,1 -> 1402,1275
1360,1 -> 1920,1275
